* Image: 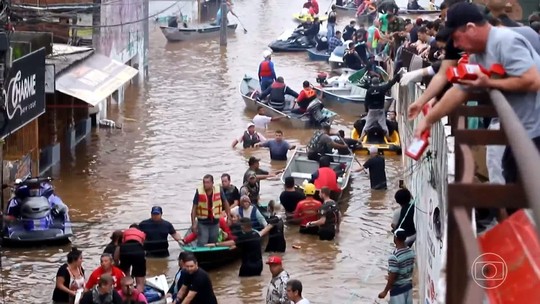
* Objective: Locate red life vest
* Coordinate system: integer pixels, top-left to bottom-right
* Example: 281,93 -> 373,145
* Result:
259,60 -> 273,78
123,228 -> 146,245
314,167 -> 340,193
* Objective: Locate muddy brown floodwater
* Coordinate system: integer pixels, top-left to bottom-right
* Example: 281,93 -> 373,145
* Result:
0,0 -> 410,303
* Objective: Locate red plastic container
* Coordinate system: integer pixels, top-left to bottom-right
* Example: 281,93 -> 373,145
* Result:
477,210 -> 540,303
446,67 -> 460,83
406,132 -> 429,161
457,63 -> 490,80
490,63 -> 506,78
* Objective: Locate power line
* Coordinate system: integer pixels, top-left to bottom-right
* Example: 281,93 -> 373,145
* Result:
14,0 -> 185,29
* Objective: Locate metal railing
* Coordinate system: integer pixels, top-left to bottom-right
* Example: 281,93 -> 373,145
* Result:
446,90 -> 540,304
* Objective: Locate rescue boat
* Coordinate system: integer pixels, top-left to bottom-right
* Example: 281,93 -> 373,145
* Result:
351,125 -> 402,156
281,148 -> 354,201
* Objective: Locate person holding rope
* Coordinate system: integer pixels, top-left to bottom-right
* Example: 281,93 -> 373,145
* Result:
391,188 -> 416,246
378,228 -> 415,304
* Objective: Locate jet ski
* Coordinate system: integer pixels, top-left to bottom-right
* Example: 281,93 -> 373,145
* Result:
2,177 -> 73,246
268,28 -> 326,52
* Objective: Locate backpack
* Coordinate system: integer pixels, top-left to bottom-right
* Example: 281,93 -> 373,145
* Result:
307,131 -> 326,154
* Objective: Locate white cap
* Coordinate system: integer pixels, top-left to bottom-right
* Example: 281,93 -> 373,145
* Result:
247,122 -> 255,128
369,146 -> 378,154
263,50 -> 272,58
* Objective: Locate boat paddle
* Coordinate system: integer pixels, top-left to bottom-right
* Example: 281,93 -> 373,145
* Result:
230,11 -> 248,33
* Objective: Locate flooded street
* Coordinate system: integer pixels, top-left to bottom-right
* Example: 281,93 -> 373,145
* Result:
2,0 -> 407,303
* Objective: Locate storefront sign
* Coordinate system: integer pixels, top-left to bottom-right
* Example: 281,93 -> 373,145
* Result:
1,48 -> 46,139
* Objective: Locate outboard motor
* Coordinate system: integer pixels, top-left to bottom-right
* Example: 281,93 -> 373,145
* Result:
20,196 -> 52,231
316,72 -> 328,85
316,36 -> 328,51
306,100 -> 328,125
168,16 -> 178,28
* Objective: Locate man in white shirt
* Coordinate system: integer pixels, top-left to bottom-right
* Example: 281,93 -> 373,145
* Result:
286,279 -> 310,304
253,106 -> 287,129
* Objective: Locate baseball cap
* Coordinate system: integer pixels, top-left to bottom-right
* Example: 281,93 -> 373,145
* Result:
438,2 -> 485,38
266,255 -> 282,265
151,206 -> 163,215
248,172 -> 257,179
247,122 -> 255,129
394,228 -> 407,241
248,156 -> 260,165
369,146 -> 378,154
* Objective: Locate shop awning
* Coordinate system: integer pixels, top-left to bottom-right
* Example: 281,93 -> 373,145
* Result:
55,54 -> 138,106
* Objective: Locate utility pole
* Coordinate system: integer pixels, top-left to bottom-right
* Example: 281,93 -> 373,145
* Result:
142,0 -> 149,78
0,0 -> 11,250
219,0 -> 227,46
92,0 -> 101,51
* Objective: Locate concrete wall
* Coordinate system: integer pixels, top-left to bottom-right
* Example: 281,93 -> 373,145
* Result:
90,0 -> 146,120
395,83 -> 454,303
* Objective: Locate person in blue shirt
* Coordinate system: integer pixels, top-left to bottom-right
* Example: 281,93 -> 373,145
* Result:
328,30 -> 343,53
214,0 -> 233,25
255,130 -> 296,161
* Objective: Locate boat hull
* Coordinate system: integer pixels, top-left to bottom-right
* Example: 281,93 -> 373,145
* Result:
182,245 -> 241,270
314,86 -> 394,115
281,149 -> 355,198
145,275 -> 169,304
335,5 -> 358,18
2,218 -> 73,247
240,75 -> 337,129
307,48 -> 330,61
160,24 -> 237,42
399,9 -> 441,15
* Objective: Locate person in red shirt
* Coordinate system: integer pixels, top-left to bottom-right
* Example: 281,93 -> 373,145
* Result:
292,81 -> 318,114
309,0 -> 319,15
85,253 -> 125,291
311,156 -> 342,200
293,183 -> 322,235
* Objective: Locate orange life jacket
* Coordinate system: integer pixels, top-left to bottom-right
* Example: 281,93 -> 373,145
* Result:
123,228 -> 146,245
197,185 -> 223,219
301,88 -> 317,104
259,60 -> 273,78
314,167 -> 341,193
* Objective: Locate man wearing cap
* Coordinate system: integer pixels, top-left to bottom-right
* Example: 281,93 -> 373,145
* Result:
205,217 -> 274,277
378,229 -> 415,304
243,156 -> 277,185
138,206 -> 182,257
259,50 -> 277,92
240,172 -> 261,206
356,146 -> 387,190
414,2 -> 540,217
191,174 -> 231,247
265,256 -> 290,304
232,123 -> 267,149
